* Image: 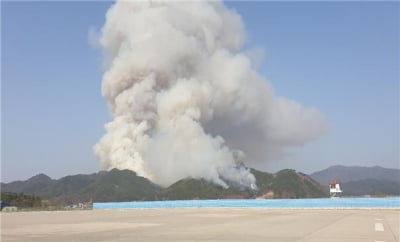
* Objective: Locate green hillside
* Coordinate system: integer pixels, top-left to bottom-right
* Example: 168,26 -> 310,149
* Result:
1,168 -> 327,204
159,178 -> 254,200
1,192 -> 41,208
253,169 -> 327,198
75,169 -> 161,203
1,169 -> 160,205
159,169 -> 326,200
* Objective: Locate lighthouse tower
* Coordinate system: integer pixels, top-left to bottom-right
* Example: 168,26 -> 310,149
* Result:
329,180 -> 342,198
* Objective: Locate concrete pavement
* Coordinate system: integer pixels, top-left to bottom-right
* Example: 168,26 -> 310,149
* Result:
1,208 -> 399,241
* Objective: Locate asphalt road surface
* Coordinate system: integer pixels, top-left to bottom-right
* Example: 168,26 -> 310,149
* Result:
1,208 -> 399,241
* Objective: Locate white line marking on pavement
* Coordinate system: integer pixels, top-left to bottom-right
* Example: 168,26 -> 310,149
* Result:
375,218 -> 384,221
374,223 -> 384,232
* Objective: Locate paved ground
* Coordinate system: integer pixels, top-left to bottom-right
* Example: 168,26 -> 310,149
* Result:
1,208 -> 399,241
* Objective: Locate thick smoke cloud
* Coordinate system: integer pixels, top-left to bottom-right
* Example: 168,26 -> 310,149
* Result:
94,0 -> 326,188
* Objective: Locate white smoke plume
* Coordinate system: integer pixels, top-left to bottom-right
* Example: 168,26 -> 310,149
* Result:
94,0 -> 326,188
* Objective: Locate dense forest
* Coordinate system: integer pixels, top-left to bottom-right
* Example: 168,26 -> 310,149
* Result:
1,192 -> 41,207
1,168 -> 327,204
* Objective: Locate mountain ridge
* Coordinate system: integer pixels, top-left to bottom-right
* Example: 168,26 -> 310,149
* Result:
4,165 -> 397,204
310,165 -> 400,185
310,165 -> 400,196
1,168 -> 326,204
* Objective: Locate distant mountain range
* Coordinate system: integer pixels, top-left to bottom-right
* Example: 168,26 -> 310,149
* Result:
2,165 -> 398,204
309,165 -> 400,196
1,169 -> 160,204
1,168 -> 326,204
309,165 -> 400,184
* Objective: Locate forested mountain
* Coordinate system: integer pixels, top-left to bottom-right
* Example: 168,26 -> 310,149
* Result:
310,165 -> 400,185
310,165 -> 400,196
1,168 -> 326,204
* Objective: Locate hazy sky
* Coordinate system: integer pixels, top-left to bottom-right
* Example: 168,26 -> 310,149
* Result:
2,1 -> 399,182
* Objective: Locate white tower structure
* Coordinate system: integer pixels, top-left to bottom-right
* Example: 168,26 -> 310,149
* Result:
329,180 -> 342,198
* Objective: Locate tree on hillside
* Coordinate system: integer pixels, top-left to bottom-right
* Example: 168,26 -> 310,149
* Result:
1,192 -> 41,207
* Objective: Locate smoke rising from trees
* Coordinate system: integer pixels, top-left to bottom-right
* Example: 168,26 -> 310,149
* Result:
94,0 -> 326,188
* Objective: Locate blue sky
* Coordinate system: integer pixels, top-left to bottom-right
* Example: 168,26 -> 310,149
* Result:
2,1 -> 399,182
